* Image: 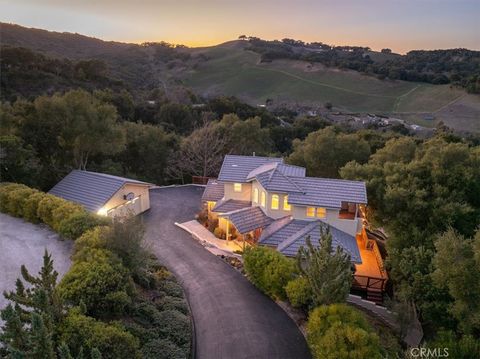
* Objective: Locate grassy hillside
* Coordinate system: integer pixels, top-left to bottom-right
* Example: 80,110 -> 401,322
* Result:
2,24 -> 479,131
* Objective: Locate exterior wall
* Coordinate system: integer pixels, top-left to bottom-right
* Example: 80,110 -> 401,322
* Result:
104,183 -> 150,216
251,180 -> 292,219
224,182 -> 252,201
292,205 -> 360,236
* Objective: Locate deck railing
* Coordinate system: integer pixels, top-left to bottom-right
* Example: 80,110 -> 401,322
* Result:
352,275 -> 387,292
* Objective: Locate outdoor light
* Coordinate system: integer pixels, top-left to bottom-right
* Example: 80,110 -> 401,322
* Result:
97,207 -> 108,216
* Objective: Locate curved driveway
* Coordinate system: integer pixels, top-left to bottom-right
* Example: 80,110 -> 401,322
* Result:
143,186 -> 311,359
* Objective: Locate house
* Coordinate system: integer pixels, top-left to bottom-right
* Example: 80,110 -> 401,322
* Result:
202,155 -> 387,301
49,170 -> 153,217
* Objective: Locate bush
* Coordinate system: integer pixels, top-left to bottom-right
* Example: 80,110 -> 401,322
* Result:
37,194 -> 67,228
141,338 -> 186,359
156,296 -> 189,315
58,210 -> 108,240
153,309 -> 190,348
243,246 -> 296,299
159,280 -> 184,298
286,276 -> 313,309
59,249 -> 133,317
307,304 -> 383,359
428,330 -> 480,359
60,310 -> 140,359
51,201 -> 84,231
213,227 -> 225,239
72,226 -> 110,260
0,183 -> 30,213
5,187 -> 38,217
23,191 -> 45,223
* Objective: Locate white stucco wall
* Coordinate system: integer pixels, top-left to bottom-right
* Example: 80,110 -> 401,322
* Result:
224,182 -> 252,201
292,205 -> 360,236
104,183 -> 150,216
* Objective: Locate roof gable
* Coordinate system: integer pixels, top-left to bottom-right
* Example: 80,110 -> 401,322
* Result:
218,155 -> 283,182
202,179 -> 224,202
219,206 -> 273,234
48,170 -> 150,212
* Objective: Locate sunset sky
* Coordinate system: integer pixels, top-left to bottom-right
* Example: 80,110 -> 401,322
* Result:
1,0 -> 479,53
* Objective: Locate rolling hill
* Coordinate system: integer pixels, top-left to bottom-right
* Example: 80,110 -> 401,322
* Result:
1,23 -> 479,132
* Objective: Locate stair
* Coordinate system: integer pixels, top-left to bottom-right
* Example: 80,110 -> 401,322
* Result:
367,289 -> 383,304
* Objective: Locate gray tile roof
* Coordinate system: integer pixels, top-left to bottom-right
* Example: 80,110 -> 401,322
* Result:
218,155 -> 283,182
48,170 -> 151,212
259,218 -> 361,263
288,177 -> 367,208
202,179 -> 224,202
212,199 -> 251,213
254,167 -> 304,193
219,206 -> 274,234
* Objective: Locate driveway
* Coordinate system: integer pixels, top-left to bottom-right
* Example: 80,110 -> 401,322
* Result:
143,186 -> 311,359
0,213 -> 73,311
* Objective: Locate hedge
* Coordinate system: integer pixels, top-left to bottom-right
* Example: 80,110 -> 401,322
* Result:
0,182 -> 107,240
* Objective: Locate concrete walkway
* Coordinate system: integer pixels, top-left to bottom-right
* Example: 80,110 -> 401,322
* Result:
176,220 -> 244,255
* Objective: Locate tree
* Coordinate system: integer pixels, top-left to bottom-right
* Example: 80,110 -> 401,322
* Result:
288,127 -> 371,178
168,120 -> 228,180
297,229 -> 352,305
238,35 -> 247,40
33,89 -> 126,170
432,228 -> 480,334
0,250 -> 63,357
155,103 -> 194,134
118,122 -> 179,184
307,304 -> 382,359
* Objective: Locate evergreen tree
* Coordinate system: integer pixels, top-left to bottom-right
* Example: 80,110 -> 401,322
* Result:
297,228 -> 353,305
29,313 -> 55,359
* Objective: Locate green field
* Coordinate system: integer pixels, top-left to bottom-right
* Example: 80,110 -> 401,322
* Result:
181,42 -> 479,131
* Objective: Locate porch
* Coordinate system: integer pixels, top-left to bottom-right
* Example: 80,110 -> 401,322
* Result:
352,228 -> 388,304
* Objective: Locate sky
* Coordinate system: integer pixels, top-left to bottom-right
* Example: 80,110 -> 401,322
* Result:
1,0 -> 479,53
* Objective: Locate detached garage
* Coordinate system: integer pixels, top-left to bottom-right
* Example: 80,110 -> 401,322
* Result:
49,170 -> 153,217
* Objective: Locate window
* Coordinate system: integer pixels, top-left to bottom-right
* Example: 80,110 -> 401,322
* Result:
261,191 -> 266,207
283,196 -> 291,211
271,194 -> 279,210
306,207 -> 315,217
253,188 -> 259,203
316,207 -> 326,218
234,183 -> 242,192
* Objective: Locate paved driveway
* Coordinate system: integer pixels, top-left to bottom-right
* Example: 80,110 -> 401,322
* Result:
143,186 -> 311,359
0,213 -> 73,311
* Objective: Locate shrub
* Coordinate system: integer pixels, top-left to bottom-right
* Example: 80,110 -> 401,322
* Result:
0,183 -> 29,213
59,249 -> 133,317
156,296 -> 188,315
428,330 -> 480,358
58,210 -> 108,240
37,194 -> 67,228
243,246 -> 296,299
153,309 -> 190,348
141,338 -> 186,359
5,187 -> 38,217
72,226 -> 110,260
51,201 -> 84,231
213,227 -> 225,239
60,310 -> 140,359
286,276 -> 313,309
23,191 -> 45,223
159,280 -> 184,298
307,304 -> 382,359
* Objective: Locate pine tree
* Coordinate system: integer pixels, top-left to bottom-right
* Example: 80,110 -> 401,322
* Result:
29,313 -> 55,359
91,348 -> 102,359
297,228 -> 353,305
58,343 -> 74,359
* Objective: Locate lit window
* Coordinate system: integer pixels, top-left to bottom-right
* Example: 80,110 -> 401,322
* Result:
306,207 -> 315,217
261,191 -> 266,207
234,183 -> 242,192
283,196 -> 291,211
253,188 -> 259,203
316,207 -> 326,218
271,194 -> 279,210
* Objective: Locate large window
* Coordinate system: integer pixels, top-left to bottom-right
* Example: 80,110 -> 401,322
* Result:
234,183 -> 242,192
261,191 -> 266,207
306,207 -> 315,217
316,207 -> 326,218
253,188 -> 259,203
271,194 -> 279,210
283,196 -> 291,211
